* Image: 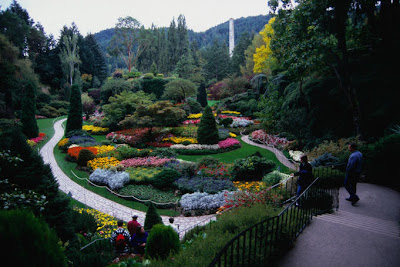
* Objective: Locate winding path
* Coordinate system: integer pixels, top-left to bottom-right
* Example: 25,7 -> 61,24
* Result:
40,118 -> 215,237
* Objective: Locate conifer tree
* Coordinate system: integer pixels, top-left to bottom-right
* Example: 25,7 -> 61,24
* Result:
20,82 -> 39,138
197,82 -> 208,107
197,105 -> 219,144
144,202 -> 163,231
65,84 -> 82,134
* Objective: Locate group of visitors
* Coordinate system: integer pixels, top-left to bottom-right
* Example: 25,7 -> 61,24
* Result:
292,143 -> 362,206
110,215 -> 148,256
110,215 -> 180,256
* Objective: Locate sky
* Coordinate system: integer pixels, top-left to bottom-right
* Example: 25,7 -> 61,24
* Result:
0,0 -> 271,38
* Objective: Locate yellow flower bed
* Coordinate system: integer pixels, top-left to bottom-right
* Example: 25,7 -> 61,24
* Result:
93,145 -> 115,155
229,132 -> 237,138
87,157 -> 120,170
233,181 -> 264,192
222,110 -> 241,115
162,136 -> 198,144
82,125 -> 109,134
58,138 -> 69,147
27,140 -> 36,148
73,207 -> 123,238
187,113 -> 203,119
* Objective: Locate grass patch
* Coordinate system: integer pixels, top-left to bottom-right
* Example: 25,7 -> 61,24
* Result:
208,100 -> 220,107
177,138 -> 291,173
36,116 -> 66,150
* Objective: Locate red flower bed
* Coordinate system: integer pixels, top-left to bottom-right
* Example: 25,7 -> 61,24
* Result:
67,146 -> 98,159
145,142 -> 173,148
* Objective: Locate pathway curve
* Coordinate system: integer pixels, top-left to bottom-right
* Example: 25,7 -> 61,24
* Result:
40,118 -> 215,237
241,135 -> 297,170
277,183 -> 400,266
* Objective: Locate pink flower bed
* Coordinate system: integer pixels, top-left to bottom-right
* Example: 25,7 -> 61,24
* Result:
145,142 -> 173,148
251,130 -> 290,149
218,138 -> 241,149
29,133 -> 46,144
218,115 -> 252,120
106,128 -> 150,146
182,119 -> 201,125
120,157 -> 172,168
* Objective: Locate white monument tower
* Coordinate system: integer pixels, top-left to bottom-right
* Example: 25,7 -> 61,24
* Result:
229,18 -> 235,57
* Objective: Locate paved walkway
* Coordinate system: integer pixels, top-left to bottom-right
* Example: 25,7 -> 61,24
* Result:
277,183 -> 400,267
40,118 -> 215,238
241,135 -> 297,170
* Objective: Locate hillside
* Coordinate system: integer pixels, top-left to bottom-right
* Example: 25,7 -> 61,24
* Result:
94,15 -> 271,53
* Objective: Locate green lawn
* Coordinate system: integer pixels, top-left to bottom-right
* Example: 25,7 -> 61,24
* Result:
208,100 -> 220,107
36,116 -> 66,150
177,138 -> 291,173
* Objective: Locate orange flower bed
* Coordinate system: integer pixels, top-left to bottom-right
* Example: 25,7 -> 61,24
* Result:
67,146 -> 98,159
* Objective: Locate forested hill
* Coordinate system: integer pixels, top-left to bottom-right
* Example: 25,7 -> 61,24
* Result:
188,15 -> 272,47
94,15 -> 271,52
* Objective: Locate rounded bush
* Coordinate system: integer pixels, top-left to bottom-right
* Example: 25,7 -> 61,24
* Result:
152,168 -> 180,189
77,148 -> 96,167
0,209 -> 67,266
145,224 -> 180,260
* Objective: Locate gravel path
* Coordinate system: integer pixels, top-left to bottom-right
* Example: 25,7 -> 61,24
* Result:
39,118 -> 215,238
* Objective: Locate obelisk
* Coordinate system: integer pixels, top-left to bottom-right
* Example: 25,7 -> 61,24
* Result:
229,18 -> 234,57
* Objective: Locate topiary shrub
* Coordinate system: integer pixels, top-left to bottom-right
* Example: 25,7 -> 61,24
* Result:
0,209 -> 67,266
144,202 -> 163,231
219,117 -> 233,127
152,168 -> 180,189
77,149 -> 96,167
232,156 -> 276,181
197,105 -> 219,144
145,224 -> 180,260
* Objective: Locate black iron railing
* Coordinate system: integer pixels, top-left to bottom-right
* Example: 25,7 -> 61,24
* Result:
208,177 -> 339,267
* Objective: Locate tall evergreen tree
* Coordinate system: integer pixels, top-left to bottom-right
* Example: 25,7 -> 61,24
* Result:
20,81 -> 39,138
65,84 -> 82,134
176,14 -> 189,58
166,19 -> 178,73
197,82 -> 208,107
197,105 -> 219,144
144,202 -> 163,231
80,34 -> 106,82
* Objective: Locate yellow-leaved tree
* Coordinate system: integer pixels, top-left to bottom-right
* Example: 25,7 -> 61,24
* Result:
253,17 -> 277,74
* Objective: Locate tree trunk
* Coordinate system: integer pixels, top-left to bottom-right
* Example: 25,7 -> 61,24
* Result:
334,0 -> 363,137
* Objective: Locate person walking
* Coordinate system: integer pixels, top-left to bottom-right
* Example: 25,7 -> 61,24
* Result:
168,217 -> 179,234
111,220 -> 131,255
345,143 -> 362,205
127,215 -> 141,237
130,226 -> 148,255
292,154 -> 313,202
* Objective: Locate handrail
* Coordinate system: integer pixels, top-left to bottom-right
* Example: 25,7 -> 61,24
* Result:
209,177 -> 339,266
80,238 -> 107,251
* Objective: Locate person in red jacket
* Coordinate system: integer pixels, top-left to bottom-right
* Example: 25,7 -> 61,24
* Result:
127,215 -> 141,236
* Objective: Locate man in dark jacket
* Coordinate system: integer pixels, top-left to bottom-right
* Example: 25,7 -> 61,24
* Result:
345,143 -> 362,205
292,154 -> 313,204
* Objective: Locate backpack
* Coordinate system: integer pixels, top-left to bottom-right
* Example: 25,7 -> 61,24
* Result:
115,233 -> 126,249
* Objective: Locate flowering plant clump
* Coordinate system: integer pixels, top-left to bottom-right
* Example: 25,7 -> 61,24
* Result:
106,128 -> 150,146
73,207 -> 122,238
218,138 -> 241,149
175,176 -> 236,194
187,113 -> 203,119
82,125 -> 109,135
162,136 -> 198,144
229,132 -> 237,138
26,139 -> 36,148
93,145 -> 115,155
250,130 -> 290,149
197,163 -> 233,180
145,142 -> 173,148
230,117 -> 254,128
28,133 -> 47,146
58,138 -> 69,147
170,144 -> 220,150
89,168 -> 129,190
221,110 -> 241,115
68,146 -> 98,160
125,167 -> 162,183
120,157 -> 172,168
180,191 -> 233,212
223,188 -> 286,209
182,119 -> 200,125
87,157 -> 121,170
289,150 -> 304,162
233,181 -> 264,192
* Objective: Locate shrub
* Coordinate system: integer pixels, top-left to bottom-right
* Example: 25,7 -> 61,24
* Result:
68,146 -> 97,160
152,168 -> 181,189
67,135 -> 98,148
144,202 -> 163,231
149,148 -> 177,159
0,209 -> 67,266
219,117 -> 233,127
65,130 -> 90,138
197,156 -> 220,168
197,105 -> 219,144
39,105 -> 60,118
70,208 -> 97,234
145,224 -> 180,260
232,156 -> 276,181
88,169 -> 129,190
77,149 -> 96,167
310,152 -> 340,167
175,176 -> 236,194
263,170 -> 290,186
20,82 -> 39,139
180,191 -> 230,212
65,84 -> 83,135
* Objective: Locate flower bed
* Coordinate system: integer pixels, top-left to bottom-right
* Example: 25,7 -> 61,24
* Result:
120,157 -> 173,168
27,133 -> 47,147
82,125 -> 109,135
118,184 -> 180,204
233,181 -> 264,192
197,162 -> 232,180
68,146 -> 98,160
250,129 -> 290,149
87,157 -> 121,170
218,138 -> 240,149
182,119 -> 200,125
106,128 -> 150,146
175,177 -> 235,194
230,117 -> 254,128
180,191 -> 233,213
145,142 -> 173,148
162,136 -> 198,144
125,167 -> 162,183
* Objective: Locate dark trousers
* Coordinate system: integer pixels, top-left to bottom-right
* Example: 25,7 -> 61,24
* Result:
344,173 -> 359,199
